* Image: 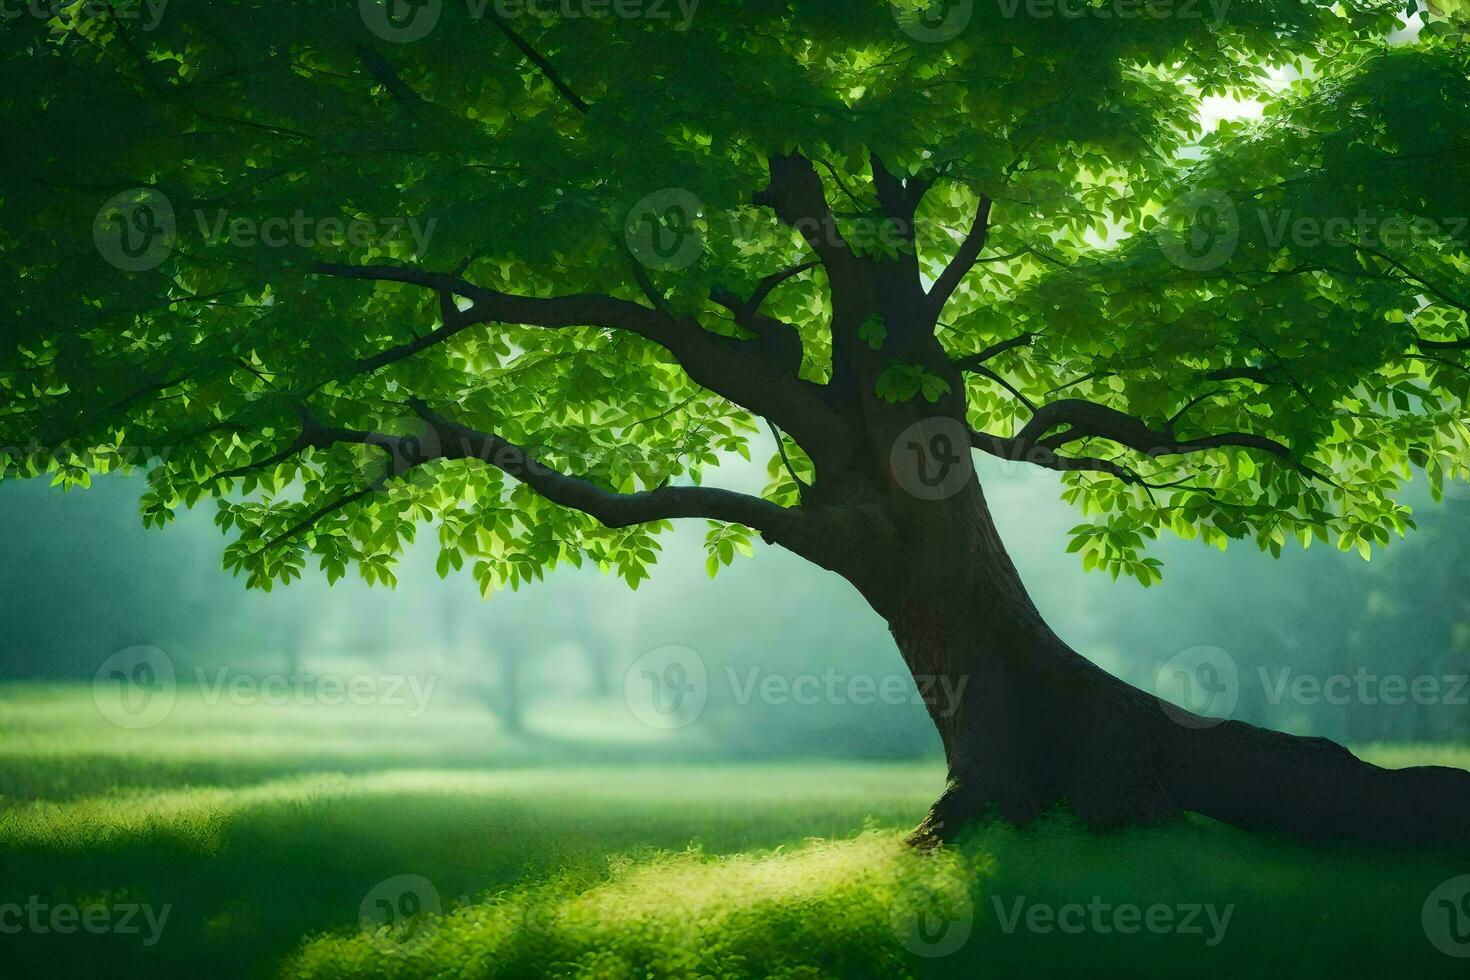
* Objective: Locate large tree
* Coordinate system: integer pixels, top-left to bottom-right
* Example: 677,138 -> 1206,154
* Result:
6,1 -> 1470,844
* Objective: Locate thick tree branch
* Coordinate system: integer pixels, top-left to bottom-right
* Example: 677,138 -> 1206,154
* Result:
708,286 -> 803,362
751,152 -> 880,400
969,427 -> 1140,483
868,153 -> 927,307
245,403 -> 812,554
752,152 -> 859,280
709,259 -> 817,341
747,260 -> 820,315
1013,399 -> 1331,482
317,261 -> 664,337
925,195 -> 993,321
314,261 -> 853,456
708,262 -> 816,367
408,401 -> 804,535
868,154 -> 922,237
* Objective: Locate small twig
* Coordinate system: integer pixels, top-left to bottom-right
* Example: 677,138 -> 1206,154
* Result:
768,421 -> 809,499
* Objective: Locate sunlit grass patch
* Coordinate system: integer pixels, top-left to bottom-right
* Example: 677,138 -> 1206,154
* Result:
0,776 -> 351,853
0,765 -> 942,856
283,811 -> 1470,980
284,831 -> 987,980
0,763 -> 939,979
0,683 -> 728,802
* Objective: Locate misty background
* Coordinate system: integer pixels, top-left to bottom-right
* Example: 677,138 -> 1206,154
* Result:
3,439 -> 1468,757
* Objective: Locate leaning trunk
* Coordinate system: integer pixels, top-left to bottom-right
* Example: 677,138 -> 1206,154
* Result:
871,481 -> 1470,847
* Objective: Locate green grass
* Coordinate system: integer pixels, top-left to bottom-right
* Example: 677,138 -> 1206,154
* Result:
2,683 -> 1468,978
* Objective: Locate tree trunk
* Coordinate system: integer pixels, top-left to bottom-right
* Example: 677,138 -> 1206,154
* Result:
868,480 -> 1470,848
499,650 -> 524,735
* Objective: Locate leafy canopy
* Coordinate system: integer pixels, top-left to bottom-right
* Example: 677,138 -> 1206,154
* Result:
3,1 -> 1469,592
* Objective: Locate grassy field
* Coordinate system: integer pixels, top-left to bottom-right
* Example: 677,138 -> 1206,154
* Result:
2,683 -> 1468,978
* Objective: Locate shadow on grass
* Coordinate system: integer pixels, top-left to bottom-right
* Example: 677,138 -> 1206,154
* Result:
285,816 -> 1470,980
3,769 -> 1467,978
0,765 -> 938,978
3,685 -> 1468,978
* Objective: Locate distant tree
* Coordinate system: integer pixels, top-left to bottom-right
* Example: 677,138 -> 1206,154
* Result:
1347,498 -> 1470,743
6,3 -> 1470,845
438,586 -> 531,732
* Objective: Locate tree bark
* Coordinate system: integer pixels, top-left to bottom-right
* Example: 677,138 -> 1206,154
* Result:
864,480 -> 1470,848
